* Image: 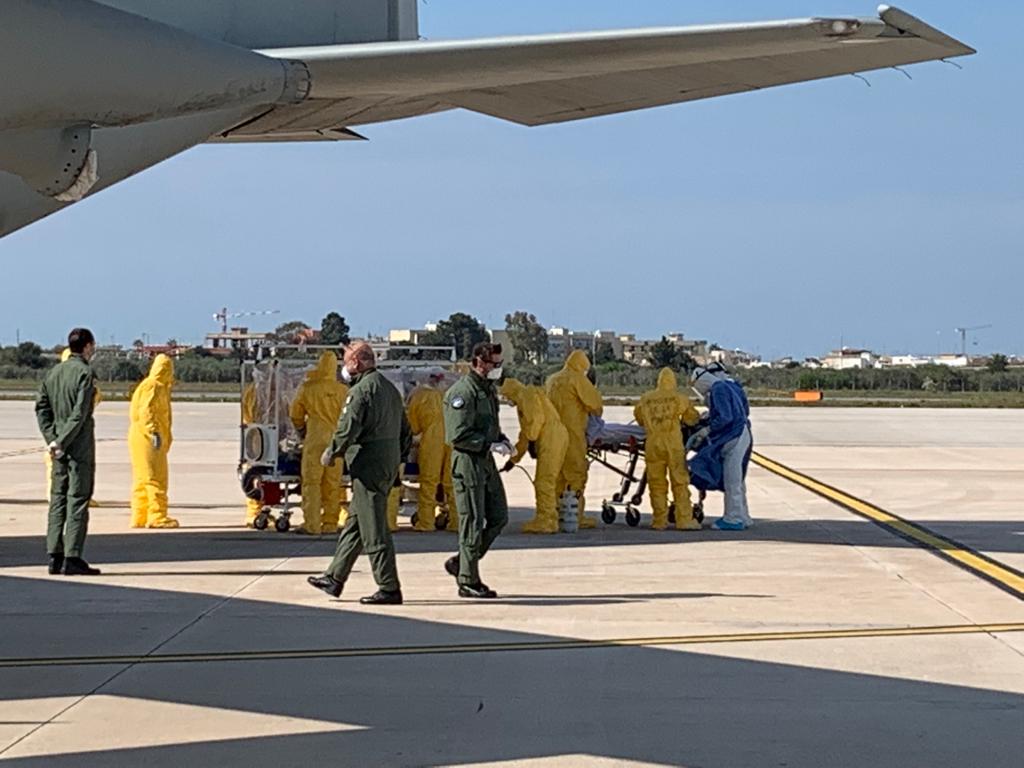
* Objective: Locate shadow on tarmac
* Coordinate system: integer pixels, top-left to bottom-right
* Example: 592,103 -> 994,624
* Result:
0,573 -> 1020,768
2,515 -> 1022,571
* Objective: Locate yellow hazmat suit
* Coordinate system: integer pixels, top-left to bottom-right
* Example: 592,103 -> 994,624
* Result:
546,350 -> 603,528
129,354 -> 177,528
290,352 -> 347,535
634,368 -> 702,530
46,349 -> 102,505
241,384 -> 264,526
386,483 -> 402,533
501,379 -> 569,534
406,383 -> 452,532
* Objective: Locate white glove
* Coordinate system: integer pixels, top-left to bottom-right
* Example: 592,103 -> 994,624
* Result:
320,448 -> 335,467
48,441 -> 64,459
491,440 -> 513,457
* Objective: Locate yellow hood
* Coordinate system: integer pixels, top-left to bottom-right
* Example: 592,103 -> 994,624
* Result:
657,368 -> 678,391
149,354 -> 174,385
565,350 -> 590,374
309,351 -> 338,381
500,378 -> 526,403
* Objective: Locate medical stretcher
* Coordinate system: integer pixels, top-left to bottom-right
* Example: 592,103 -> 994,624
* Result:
586,418 -> 706,528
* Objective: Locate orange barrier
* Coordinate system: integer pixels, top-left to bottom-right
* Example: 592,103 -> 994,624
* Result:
794,391 -> 824,403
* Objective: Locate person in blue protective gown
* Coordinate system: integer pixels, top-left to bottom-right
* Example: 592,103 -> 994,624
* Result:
688,366 -> 753,531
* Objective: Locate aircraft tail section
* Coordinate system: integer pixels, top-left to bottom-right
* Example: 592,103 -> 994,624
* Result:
94,0 -> 419,49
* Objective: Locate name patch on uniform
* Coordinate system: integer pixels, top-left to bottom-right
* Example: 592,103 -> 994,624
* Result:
451,396 -> 465,409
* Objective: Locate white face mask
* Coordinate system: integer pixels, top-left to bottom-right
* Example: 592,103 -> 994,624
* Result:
487,365 -> 504,381
341,366 -> 354,384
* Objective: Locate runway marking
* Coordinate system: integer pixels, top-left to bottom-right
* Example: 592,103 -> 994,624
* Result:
1,622 -> 1022,669
752,452 -> 1024,601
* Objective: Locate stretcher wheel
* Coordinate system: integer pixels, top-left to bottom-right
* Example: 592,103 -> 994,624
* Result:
253,511 -> 270,531
435,511 -> 449,531
630,494 -> 643,507
275,515 -> 290,533
612,493 -> 624,504
667,504 -> 676,526
601,504 -> 617,525
625,507 -> 641,528
694,504 -> 705,524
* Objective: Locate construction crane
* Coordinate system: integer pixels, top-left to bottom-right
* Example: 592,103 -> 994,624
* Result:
953,324 -> 992,358
213,307 -> 280,334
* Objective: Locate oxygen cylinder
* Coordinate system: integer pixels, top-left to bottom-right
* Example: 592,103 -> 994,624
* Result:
559,491 -> 579,534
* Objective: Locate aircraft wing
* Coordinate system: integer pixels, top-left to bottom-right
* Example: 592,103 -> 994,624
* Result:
224,5 -> 974,140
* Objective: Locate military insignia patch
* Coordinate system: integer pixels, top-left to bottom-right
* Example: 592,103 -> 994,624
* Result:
451,396 -> 465,409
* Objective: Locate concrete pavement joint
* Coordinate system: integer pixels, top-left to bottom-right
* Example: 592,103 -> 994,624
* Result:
1,623 -> 1022,669
752,452 -> 1024,601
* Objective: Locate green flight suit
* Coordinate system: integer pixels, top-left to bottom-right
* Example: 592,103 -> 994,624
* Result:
444,371 -> 509,587
324,369 -> 411,592
35,354 -> 97,559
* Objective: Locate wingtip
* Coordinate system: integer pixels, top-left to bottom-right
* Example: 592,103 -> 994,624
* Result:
878,4 -> 976,56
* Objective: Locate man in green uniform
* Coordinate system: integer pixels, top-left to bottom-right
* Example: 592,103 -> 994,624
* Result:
35,328 -> 100,576
308,343 -> 411,605
443,342 -> 510,599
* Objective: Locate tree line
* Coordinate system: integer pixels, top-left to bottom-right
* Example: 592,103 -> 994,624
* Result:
3,311 -> 1018,392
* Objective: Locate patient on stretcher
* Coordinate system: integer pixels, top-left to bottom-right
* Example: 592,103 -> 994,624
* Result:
586,416 -> 646,448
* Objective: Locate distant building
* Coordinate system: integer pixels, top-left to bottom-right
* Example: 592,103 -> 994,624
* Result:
489,329 -> 513,355
619,333 -> 708,366
204,326 -> 269,355
932,354 -> 970,368
389,328 -> 429,345
547,327 -> 596,360
888,354 -> 932,368
822,348 -> 877,370
619,334 -> 653,365
706,348 -> 762,369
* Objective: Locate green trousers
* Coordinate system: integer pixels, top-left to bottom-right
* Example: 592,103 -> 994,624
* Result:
48,454 -> 94,558
452,451 -> 508,586
326,475 -> 400,592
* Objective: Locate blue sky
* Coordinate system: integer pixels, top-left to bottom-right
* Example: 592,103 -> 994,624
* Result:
1,1 -> 1020,359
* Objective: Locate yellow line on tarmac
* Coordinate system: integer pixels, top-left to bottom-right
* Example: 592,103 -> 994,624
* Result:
1,623 -> 1022,669
752,452 -> 1024,600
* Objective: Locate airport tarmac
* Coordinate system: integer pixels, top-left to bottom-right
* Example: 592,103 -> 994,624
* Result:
0,401 -> 1022,767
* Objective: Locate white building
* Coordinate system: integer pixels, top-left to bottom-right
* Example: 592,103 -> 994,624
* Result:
822,349 -> 878,370
888,354 -> 932,368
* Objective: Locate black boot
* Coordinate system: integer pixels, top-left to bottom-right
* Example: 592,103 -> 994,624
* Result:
63,557 -> 100,576
307,574 -> 343,598
444,555 -> 459,580
360,589 -> 403,605
459,583 -> 497,599
48,554 -> 64,575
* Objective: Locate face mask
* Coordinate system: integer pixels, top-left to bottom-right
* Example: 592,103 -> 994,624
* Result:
487,365 -> 504,381
341,366 -> 354,383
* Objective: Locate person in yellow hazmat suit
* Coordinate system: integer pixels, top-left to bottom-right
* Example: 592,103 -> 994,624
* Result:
405,373 -> 451,532
386,473 -> 403,533
634,368 -> 703,530
129,354 -> 178,529
46,348 -> 101,507
289,351 -> 347,536
500,378 -> 568,534
241,382 -> 264,527
546,350 -> 604,528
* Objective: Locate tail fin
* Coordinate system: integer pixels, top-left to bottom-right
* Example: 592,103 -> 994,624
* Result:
96,0 -> 419,48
